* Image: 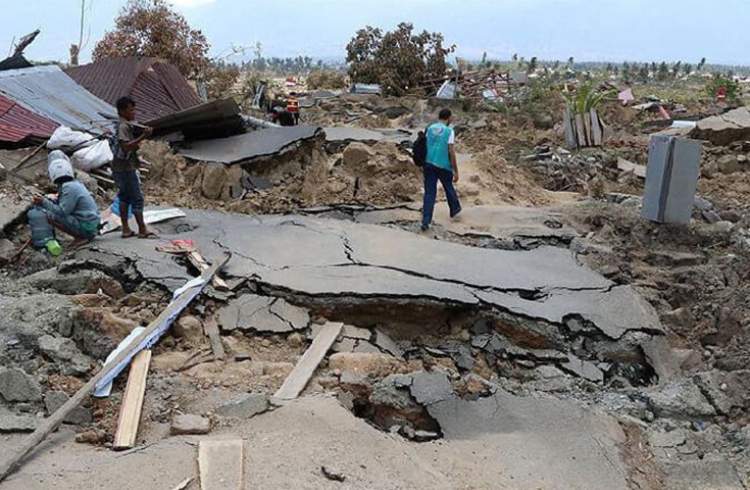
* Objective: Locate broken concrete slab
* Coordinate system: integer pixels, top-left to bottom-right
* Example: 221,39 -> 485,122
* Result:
0,196 -> 28,235
86,211 -> 661,343
218,294 -> 309,333
177,125 -> 322,164
690,106 -> 750,145
170,414 -> 211,435
427,390 -> 630,489
645,379 -> 716,419
215,393 -> 269,419
0,412 -> 36,433
324,127 -> 413,147
409,371 -> 454,405
373,329 -> 402,357
662,457 -> 745,490
0,367 -> 41,402
560,354 -> 604,383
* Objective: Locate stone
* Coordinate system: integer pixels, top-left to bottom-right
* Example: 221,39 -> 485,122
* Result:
373,329 -> 403,357
329,353 -> 404,378
717,155 -> 741,174
641,336 -> 682,382
44,391 -> 93,425
352,341 -> 381,354
0,238 -> 15,262
409,371 -> 454,406
332,337 -> 357,353
0,411 -> 37,432
645,379 -> 716,419
0,367 -> 42,402
560,355 -> 604,383
38,335 -> 91,375
648,429 -> 687,448
370,374 -> 417,410
201,163 -> 228,200
170,414 -> 211,435
287,332 -> 305,348
341,324 -> 372,340
342,142 -> 376,168
216,393 -> 269,419
269,298 -> 310,330
173,315 -> 204,342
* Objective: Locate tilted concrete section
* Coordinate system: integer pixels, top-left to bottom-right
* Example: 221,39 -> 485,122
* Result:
86,210 -> 662,340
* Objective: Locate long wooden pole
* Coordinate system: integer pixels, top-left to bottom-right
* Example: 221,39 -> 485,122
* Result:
0,254 -> 230,482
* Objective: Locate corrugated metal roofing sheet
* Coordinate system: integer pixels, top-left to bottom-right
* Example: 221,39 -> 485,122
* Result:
0,93 -> 58,143
66,57 -> 202,122
0,65 -> 116,134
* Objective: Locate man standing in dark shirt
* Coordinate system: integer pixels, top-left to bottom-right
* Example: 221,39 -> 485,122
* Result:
112,96 -> 156,239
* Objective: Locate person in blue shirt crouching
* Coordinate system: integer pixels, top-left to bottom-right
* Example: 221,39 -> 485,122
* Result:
27,150 -> 101,254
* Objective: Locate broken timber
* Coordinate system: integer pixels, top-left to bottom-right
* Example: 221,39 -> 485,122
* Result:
199,439 -> 245,490
274,322 -> 343,401
204,316 -> 226,360
563,108 -> 605,149
0,254 -> 230,482
113,350 -> 152,450
189,251 -> 229,291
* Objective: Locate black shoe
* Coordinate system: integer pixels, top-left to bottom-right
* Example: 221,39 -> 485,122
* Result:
420,224 -> 429,232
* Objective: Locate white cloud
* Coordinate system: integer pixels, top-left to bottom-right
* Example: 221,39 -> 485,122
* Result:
170,0 -> 216,8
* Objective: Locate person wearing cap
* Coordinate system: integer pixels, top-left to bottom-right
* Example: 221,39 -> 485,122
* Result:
27,150 -> 101,253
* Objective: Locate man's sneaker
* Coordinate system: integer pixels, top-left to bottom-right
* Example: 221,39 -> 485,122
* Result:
450,207 -> 463,220
420,224 -> 430,232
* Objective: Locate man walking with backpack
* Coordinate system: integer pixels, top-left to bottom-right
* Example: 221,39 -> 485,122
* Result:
421,108 -> 461,231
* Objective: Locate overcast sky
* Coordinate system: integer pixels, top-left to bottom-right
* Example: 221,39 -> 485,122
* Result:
1,0 -> 747,66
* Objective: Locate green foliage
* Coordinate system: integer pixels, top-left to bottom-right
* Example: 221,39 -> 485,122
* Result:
345,23 -> 455,96
705,74 -> 740,102
306,69 -> 348,89
563,83 -> 612,115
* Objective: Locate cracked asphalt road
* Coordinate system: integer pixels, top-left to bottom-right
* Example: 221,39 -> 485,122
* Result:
85,210 -> 662,339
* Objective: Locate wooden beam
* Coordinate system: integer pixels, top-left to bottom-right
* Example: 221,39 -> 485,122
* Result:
199,439 -> 244,490
188,251 -> 229,291
0,254 -> 230,483
204,316 -> 226,360
274,322 -> 343,401
113,350 -> 152,450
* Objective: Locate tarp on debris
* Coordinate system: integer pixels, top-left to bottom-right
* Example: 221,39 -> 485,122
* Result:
177,126 -> 322,164
146,98 -> 244,141
0,65 -> 115,134
66,57 -> 203,121
0,54 -> 32,72
0,93 -> 58,145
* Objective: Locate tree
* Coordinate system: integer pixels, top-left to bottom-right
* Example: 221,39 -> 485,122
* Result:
637,64 -> 650,82
93,0 -> 209,79
622,62 -> 631,82
567,56 -> 575,67
345,23 -> 455,96
481,52 -> 488,67
683,63 -> 693,76
657,61 -> 669,81
527,56 -> 538,73
672,61 -> 682,78
698,57 -> 707,71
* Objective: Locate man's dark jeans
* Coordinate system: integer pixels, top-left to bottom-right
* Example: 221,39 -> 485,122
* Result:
422,163 -> 461,228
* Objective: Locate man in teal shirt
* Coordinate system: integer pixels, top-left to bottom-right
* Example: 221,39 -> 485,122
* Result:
422,108 -> 461,231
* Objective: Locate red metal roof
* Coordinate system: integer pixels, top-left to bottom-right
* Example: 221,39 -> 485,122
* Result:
0,93 -> 58,144
66,57 -> 203,122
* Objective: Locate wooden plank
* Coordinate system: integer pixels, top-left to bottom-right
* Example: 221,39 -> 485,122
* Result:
274,322 -> 343,401
575,114 -> 588,148
562,107 -> 577,149
199,439 -> 244,490
188,251 -> 229,291
113,350 -> 152,450
0,254 -> 230,483
204,316 -> 226,360
590,109 -> 603,146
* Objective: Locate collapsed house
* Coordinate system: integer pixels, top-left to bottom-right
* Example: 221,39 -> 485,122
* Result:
66,57 -> 204,122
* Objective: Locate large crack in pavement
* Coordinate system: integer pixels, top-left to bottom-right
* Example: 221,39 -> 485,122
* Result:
85,210 -> 664,342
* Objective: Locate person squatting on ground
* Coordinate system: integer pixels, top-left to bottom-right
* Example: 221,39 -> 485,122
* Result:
27,150 -> 101,254
112,96 -> 156,239
421,108 -> 461,231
